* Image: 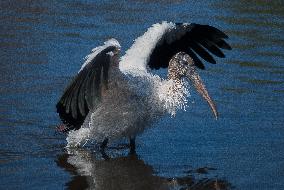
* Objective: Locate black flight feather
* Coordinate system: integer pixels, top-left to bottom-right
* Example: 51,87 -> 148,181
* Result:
147,23 -> 231,70
56,46 -> 117,132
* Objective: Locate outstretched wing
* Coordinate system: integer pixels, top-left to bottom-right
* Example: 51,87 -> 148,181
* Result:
56,39 -> 121,131
148,23 -> 231,70
120,22 -> 231,73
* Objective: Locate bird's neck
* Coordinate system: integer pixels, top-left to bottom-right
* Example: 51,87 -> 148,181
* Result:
167,66 -> 182,88
160,68 -> 188,116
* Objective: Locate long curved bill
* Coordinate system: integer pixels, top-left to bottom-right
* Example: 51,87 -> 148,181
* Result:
186,68 -> 218,120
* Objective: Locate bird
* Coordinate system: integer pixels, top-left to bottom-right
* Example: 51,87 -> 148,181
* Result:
56,21 -> 231,153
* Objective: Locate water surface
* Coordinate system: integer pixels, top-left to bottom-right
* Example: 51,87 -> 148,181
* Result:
1,0 -> 284,189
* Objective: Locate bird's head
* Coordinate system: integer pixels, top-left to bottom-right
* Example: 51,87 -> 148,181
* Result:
168,52 -> 218,119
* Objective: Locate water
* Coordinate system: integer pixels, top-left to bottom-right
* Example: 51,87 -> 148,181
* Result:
1,0 -> 284,189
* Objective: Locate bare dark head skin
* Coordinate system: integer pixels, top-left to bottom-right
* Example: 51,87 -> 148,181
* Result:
168,52 -> 218,119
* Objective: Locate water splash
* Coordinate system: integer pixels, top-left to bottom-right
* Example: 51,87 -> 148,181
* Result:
66,128 -> 91,148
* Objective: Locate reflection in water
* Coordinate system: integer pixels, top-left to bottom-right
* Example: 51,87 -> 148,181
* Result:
56,149 -> 232,190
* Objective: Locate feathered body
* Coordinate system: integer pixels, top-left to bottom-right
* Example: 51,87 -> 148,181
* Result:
56,21 -> 231,148
67,50 -> 189,147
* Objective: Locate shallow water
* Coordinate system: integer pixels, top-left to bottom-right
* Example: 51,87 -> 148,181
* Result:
1,0 -> 284,189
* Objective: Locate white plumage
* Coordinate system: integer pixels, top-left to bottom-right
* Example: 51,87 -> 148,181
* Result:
120,21 -> 175,75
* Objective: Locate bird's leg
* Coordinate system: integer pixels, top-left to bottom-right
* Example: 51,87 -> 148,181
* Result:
100,138 -> 109,160
100,138 -> 109,150
129,137 -> 136,155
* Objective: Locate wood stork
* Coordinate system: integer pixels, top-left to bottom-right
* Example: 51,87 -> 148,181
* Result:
56,21 -> 231,153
